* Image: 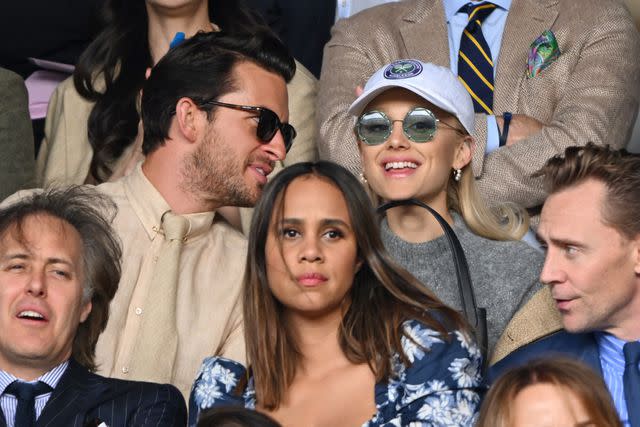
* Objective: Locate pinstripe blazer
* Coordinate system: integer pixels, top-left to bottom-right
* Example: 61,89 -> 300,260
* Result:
0,359 -> 186,427
317,0 -> 640,212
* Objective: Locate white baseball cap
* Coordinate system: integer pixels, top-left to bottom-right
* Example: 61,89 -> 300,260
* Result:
348,59 -> 475,135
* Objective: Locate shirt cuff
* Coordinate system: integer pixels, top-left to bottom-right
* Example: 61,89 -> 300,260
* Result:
485,115 -> 500,155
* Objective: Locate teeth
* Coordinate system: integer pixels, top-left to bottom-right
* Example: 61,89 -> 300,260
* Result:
385,161 -> 418,170
18,310 -> 44,320
256,167 -> 266,176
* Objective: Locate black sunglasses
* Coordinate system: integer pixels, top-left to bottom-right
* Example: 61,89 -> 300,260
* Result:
356,107 -> 466,145
199,100 -> 296,152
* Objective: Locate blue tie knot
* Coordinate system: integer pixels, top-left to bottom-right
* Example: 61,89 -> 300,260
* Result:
624,341 -> 640,366
5,380 -> 51,401
459,2 -> 497,24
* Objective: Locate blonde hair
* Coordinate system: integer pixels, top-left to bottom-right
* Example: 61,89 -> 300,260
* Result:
449,159 -> 529,240
360,130 -> 529,242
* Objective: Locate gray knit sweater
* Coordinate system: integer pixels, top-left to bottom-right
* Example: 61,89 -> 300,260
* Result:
380,214 -> 544,352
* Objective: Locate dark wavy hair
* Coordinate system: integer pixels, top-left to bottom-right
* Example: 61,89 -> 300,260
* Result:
141,29 -> 295,155
73,0 -> 271,182
243,161 -> 468,409
0,186 -> 122,371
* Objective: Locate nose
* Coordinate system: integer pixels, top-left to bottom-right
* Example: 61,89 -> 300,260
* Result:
25,269 -> 47,298
263,129 -> 287,162
299,235 -> 323,263
386,120 -> 410,149
539,250 -> 566,286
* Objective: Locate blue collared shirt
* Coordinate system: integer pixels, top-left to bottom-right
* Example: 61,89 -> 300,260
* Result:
596,332 -> 636,427
444,0 -> 512,154
0,361 -> 69,427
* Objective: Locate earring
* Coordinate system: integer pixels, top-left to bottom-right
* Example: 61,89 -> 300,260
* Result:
359,172 -> 368,184
453,168 -> 462,182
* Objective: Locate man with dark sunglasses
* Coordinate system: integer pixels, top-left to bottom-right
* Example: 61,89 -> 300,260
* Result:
88,30 -> 295,399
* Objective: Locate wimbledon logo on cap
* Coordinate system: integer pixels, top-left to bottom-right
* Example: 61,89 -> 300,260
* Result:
383,60 -> 423,80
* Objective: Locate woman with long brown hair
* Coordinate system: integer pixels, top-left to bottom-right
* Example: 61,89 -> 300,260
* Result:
189,161 -> 483,426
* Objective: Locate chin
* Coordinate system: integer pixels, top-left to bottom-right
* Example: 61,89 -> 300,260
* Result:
561,319 -> 591,334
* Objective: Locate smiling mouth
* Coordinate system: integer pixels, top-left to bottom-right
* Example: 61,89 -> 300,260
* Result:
384,161 -> 418,171
17,310 -> 47,321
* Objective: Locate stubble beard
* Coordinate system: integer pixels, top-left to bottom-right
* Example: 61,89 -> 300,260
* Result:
180,126 -> 260,209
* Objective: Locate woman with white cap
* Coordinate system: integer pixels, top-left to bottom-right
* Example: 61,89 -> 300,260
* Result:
350,59 -> 544,353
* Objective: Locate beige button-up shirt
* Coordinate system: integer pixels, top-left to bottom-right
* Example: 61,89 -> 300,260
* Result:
94,164 -> 247,398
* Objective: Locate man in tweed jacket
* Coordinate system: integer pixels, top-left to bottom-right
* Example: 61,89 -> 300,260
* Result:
317,0 -> 640,215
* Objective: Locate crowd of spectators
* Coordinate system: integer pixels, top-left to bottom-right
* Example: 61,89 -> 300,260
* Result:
0,1 -> 639,426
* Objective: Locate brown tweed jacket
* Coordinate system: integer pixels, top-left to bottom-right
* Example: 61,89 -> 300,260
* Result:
317,0 -> 640,212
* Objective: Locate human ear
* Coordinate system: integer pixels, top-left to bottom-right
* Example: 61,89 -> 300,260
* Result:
174,97 -> 200,143
453,135 -> 475,170
633,234 -> 640,275
79,301 -> 92,323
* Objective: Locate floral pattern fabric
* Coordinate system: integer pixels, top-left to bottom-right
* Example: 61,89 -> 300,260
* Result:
189,320 -> 483,426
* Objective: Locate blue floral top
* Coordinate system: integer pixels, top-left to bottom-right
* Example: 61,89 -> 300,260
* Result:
189,320 -> 483,426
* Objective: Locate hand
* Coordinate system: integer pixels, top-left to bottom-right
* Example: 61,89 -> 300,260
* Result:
496,114 -> 544,146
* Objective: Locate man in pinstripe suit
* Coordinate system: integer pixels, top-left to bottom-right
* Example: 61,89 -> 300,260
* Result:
0,187 -> 186,427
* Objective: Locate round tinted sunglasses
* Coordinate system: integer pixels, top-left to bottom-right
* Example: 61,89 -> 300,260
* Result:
356,107 -> 466,146
199,99 -> 297,152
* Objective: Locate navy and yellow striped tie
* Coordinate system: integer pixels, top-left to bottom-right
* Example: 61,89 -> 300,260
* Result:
457,2 -> 498,114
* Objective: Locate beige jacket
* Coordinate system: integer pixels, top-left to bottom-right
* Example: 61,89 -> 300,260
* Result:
317,0 -> 640,212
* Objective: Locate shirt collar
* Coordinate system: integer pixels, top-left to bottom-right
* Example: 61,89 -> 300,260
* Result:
596,332 -> 633,374
0,360 -> 69,395
444,0 -> 512,21
123,162 -> 217,242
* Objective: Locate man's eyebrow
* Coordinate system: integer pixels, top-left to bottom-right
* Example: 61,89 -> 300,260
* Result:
45,257 -> 74,267
0,253 -> 30,261
543,236 -> 585,248
0,253 -> 74,266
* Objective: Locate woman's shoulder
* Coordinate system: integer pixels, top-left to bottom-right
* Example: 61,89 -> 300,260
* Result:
400,320 -> 482,371
190,356 -> 249,411
373,321 -> 483,426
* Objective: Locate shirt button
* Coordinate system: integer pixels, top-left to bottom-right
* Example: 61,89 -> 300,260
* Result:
121,366 -> 129,374
135,307 -> 143,315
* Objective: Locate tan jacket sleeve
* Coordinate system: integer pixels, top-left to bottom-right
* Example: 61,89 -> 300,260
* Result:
37,76 -> 95,186
474,0 -> 640,209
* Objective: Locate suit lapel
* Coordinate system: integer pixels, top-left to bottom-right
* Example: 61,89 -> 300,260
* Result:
399,0 -> 450,67
494,0 -> 559,111
580,333 -> 604,376
37,360 -> 110,427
